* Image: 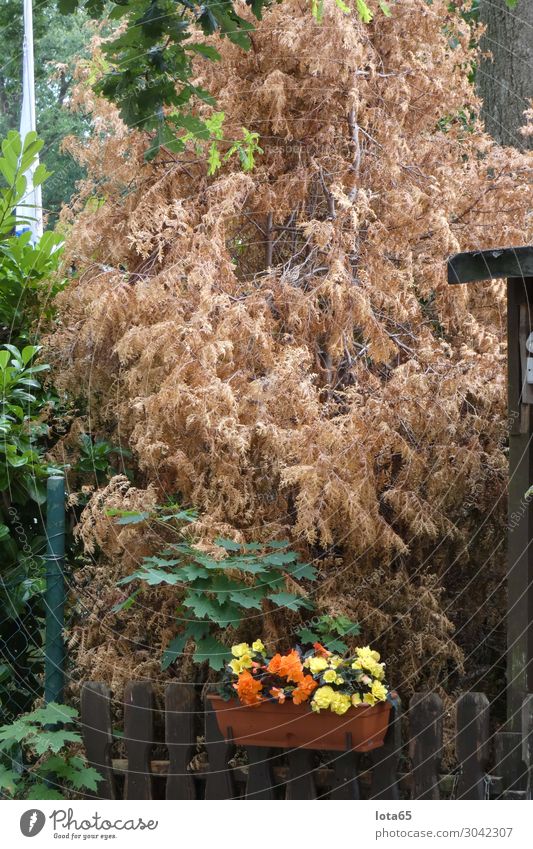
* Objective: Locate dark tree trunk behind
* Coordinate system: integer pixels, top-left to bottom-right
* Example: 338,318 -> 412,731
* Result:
478,0 -> 533,149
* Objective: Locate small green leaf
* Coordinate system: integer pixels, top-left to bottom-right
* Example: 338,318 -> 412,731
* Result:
285,562 -> 317,581
323,637 -> 349,653
29,703 -> 78,726
355,0 -> 373,23
296,627 -> 320,645
27,783 -> 65,800
161,634 -> 188,670
0,765 -> 19,795
33,730 -> 81,755
267,591 -> 312,611
187,44 -> 221,61
268,539 -> 291,549
112,510 -> 150,525
214,537 -> 242,551
193,636 -> 231,670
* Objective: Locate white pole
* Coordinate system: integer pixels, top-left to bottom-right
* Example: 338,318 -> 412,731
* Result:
16,0 -> 43,243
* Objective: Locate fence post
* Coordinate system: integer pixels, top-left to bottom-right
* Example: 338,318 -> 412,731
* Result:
409,692 -> 443,799
44,474 -> 65,705
456,692 -> 490,799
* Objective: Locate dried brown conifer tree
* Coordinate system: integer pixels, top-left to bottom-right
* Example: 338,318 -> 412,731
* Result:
48,0 -> 532,699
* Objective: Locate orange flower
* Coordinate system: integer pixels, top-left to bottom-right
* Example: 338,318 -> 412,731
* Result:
268,649 -> 304,683
279,649 -> 304,683
292,674 -> 318,705
270,687 -> 286,704
267,653 -> 283,675
234,669 -> 263,706
313,642 -> 332,657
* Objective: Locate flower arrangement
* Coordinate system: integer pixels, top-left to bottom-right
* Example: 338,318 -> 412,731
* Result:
220,639 -> 394,715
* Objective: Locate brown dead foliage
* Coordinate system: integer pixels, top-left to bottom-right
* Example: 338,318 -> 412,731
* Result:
48,0 -> 532,703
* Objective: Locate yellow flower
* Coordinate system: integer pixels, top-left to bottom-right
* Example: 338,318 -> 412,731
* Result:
252,639 -> 265,654
368,661 -> 385,681
308,656 -> 328,674
371,680 -> 388,702
351,660 -> 363,670
360,645 -> 380,661
329,655 -> 343,669
330,693 -> 351,715
229,654 -> 253,674
351,693 -> 362,707
311,685 -> 334,712
363,692 -> 376,706
323,669 -> 337,683
356,646 -> 381,671
232,642 -> 251,658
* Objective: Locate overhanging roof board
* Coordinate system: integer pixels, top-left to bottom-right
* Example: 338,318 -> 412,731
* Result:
447,246 -> 533,284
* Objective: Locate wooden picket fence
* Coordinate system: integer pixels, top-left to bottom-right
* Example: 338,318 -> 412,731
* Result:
79,682 -> 533,800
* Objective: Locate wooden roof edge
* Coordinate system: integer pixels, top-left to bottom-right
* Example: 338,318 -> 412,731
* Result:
447,245 -> 533,284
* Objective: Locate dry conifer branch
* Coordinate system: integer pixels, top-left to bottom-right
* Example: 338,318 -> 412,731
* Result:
265,211 -> 274,267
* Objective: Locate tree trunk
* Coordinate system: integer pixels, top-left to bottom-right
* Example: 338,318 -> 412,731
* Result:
478,0 -> 533,149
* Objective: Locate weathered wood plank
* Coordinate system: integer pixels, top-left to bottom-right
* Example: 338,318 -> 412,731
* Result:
328,748 -> 359,800
165,683 -> 196,800
80,683 -> 116,799
204,696 -> 236,800
456,693 -> 490,799
409,692 -> 443,799
495,731 -> 527,795
285,749 -> 317,799
369,705 -> 401,800
506,279 -> 533,731
522,694 -> 533,799
124,681 -> 153,800
244,747 -> 275,799
448,246 -> 533,284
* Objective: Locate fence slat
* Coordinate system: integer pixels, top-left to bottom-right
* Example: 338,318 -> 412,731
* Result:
204,697 -> 236,799
165,684 -> 196,800
522,694 -> 533,799
245,747 -> 275,799
285,749 -> 317,799
329,749 -> 359,800
456,692 -> 490,800
369,706 -> 401,800
494,731 -> 527,795
80,683 -> 116,799
124,681 -> 154,800
409,692 -> 443,800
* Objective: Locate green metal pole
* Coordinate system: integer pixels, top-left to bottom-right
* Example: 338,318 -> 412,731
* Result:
44,474 -> 65,704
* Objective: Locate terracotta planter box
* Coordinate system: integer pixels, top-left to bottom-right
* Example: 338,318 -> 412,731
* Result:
209,694 -> 392,752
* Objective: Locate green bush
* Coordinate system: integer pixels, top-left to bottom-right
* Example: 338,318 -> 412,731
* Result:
0,702 -> 101,799
0,131 -> 63,722
111,504 -> 318,671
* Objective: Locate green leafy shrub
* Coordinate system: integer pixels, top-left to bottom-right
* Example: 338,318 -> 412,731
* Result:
111,506 -> 317,671
0,131 -> 63,722
0,702 -> 101,799
0,342 -> 63,720
0,131 -> 63,342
